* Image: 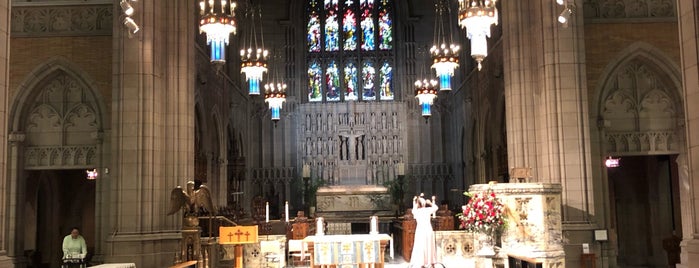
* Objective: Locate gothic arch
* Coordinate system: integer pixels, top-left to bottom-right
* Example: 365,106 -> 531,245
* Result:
10,56 -> 107,133
595,42 -> 683,155
6,57 -> 106,263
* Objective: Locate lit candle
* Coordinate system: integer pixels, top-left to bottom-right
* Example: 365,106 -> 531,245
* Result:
266,202 -> 269,223
285,201 -> 289,222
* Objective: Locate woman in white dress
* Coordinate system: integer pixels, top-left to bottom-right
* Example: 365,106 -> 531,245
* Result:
410,194 -> 439,267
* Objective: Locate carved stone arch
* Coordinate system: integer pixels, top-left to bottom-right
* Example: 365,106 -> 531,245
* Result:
10,57 -> 106,169
595,42 -> 683,155
11,56 -> 106,132
596,42 -> 682,119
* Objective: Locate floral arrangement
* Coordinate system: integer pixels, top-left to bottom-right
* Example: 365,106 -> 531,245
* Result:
458,189 -> 506,234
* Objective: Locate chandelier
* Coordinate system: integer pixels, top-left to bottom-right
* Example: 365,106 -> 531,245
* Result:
240,7 -> 269,95
458,0 -> 498,71
199,0 -> 237,64
431,0 -> 460,91
264,82 -> 287,122
264,53 -> 286,123
414,78 -> 439,119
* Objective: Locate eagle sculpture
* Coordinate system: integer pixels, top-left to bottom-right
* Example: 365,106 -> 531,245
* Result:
168,181 -> 215,216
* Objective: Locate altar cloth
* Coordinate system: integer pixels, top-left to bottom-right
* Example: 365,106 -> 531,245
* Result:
88,263 -> 136,268
305,234 -> 391,267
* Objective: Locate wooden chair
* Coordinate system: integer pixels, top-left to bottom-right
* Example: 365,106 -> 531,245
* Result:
287,239 -> 310,267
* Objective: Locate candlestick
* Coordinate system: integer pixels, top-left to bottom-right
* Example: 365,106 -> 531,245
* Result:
266,202 -> 269,223
285,201 -> 289,222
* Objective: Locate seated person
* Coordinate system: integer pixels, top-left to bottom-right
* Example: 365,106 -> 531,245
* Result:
62,227 -> 87,261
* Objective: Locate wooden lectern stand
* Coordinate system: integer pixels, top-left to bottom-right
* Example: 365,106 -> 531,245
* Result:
219,226 -> 259,268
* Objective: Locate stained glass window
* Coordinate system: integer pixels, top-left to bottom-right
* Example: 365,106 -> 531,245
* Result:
307,0 -> 393,102
308,13 -> 321,52
378,1 -> 392,50
362,61 -> 376,100
308,61 -> 323,102
324,0 -> 339,52
343,9 -> 357,51
379,61 -> 393,100
360,0 -> 375,51
344,62 -> 358,101
326,61 -> 341,101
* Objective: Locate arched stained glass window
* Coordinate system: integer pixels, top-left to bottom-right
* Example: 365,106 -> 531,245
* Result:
306,0 -> 394,102
379,61 -> 393,100
308,60 -> 323,101
326,61 -> 341,101
344,62 -> 358,100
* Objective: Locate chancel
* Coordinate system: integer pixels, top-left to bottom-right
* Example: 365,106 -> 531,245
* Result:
2,0 -> 699,268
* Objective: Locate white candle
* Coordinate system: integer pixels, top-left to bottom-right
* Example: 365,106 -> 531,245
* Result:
285,201 -> 289,222
266,202 -> 269,223
370,216 -> 378,234
316,217 -> 324,235
432,196 -> 437,218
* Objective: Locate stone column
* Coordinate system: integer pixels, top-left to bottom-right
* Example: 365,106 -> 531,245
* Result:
502,0 -> 593,222
106,0 -> 195,266
0,0 -> 11,264
676,0 -> 699,267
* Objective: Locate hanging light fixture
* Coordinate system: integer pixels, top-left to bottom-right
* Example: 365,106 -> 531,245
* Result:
264,82 -> 287,122
199,0 -> 237,64
431,0 -> 460,91
264,52 -> 286,123
458,0 -> 498,71
414,78 -> 439,120
240,6 -> 269,95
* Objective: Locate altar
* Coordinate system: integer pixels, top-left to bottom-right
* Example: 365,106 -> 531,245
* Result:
303,234 -> 391,268
315,185 -> 393,225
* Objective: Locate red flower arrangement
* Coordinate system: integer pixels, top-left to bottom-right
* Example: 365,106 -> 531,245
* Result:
458,189 -> 506,234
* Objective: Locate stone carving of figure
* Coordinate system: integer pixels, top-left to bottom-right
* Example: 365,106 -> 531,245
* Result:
393,135 -> 399,154
381,112 -> 386,129
305,138 -> 312,155
316,114 -> 322,131
322,137 -> 329,155
376,136 -> 383,154
339,136 -> 347,160
317,137 -> 323,155
340,130 -> 364,160
387,136 -> 393,154
329,137 -> 335,155
381,136 -> 388,154
392,112 -> 398,129
305,114 -> 311,131
370,113 -> 376,129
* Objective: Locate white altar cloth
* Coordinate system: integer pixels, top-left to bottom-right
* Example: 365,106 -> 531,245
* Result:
304,234 -> 391,267
88,263 -> 136,268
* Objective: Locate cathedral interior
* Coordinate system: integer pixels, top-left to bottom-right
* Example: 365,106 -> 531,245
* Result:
1,0 -> 699,267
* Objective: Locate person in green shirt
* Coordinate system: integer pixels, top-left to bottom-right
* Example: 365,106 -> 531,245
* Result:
62,227 -> 87,260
